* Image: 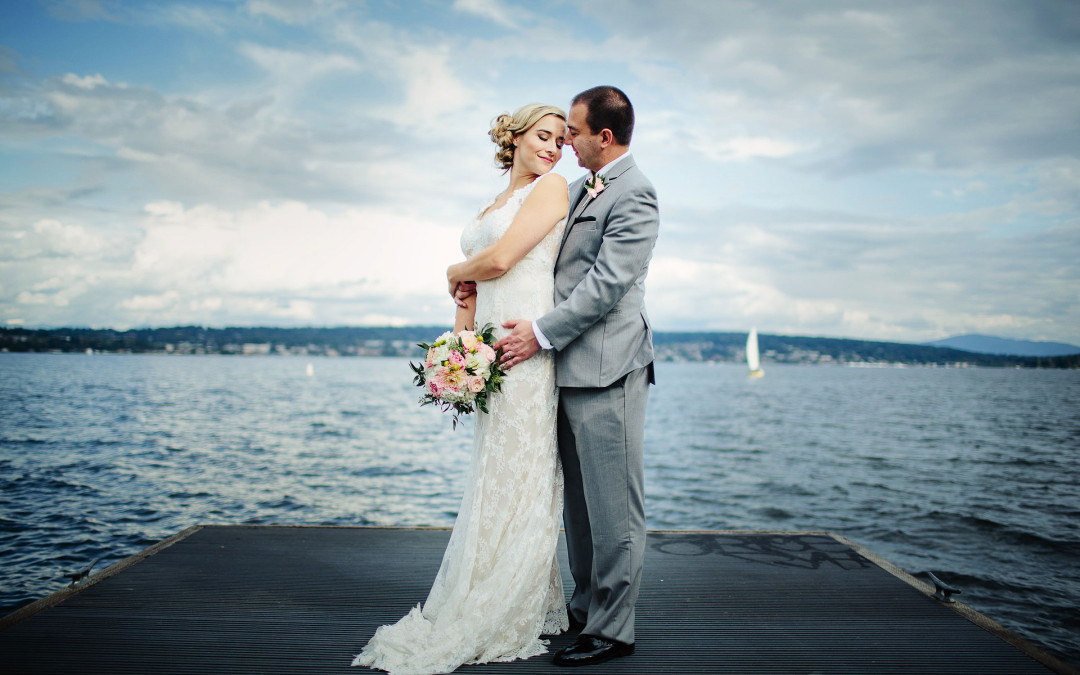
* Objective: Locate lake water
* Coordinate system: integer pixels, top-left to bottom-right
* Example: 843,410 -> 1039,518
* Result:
1,353 -> 1077,664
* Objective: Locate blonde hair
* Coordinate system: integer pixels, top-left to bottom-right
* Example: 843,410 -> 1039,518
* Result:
489,103 -> 567,170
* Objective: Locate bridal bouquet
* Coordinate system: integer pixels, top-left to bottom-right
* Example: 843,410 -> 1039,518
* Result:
411,324 -> 506,427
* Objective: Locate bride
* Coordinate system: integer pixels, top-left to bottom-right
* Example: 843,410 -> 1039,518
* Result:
352,103 -> 571,673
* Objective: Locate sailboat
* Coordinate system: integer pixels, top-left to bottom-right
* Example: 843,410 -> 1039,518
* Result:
746,328 -> 764,378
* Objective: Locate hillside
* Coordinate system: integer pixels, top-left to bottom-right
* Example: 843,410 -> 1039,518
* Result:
924,334 -> 1080,357
2,326 -> 1077,368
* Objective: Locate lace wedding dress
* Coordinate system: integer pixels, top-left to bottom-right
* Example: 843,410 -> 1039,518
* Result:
353,174 -> 569,674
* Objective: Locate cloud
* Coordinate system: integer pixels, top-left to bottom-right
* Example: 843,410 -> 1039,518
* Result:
42,0 -> 122,22
642,113 -> 809,162
119,290 -> 181,312
331,20 -> 488,135
147,3 -> 233,33
30,218 -> 105,258
60,73 -> 111,90
2,1 -> 1078,343
246,0 -> 344,25
0,218 -> 106,262
239,43 -> 362,83
650,195 -> 1080,341
1,68 -> 401,209
0,198 -> 467,328
594,0 -> 1080,175
453,0 -> 519,29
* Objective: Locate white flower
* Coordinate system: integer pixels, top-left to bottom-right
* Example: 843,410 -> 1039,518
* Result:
433,331 -> 454,347
430,343 -> 451,365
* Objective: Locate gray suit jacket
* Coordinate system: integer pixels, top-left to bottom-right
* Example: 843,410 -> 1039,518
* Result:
536,155 -> 659,388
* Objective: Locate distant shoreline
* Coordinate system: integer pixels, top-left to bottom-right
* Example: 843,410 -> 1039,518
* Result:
2,326 -> 1076,369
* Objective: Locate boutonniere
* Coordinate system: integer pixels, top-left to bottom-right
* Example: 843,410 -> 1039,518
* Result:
584,173 -> 609,200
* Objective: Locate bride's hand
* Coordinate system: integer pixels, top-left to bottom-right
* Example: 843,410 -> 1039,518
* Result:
451,281 -> 476,308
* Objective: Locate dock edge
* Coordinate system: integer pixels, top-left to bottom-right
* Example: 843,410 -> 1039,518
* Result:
0,524 -> 204,631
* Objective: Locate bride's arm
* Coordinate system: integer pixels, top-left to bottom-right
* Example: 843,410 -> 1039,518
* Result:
447,174 -> 569,292
453,293 -> 476,333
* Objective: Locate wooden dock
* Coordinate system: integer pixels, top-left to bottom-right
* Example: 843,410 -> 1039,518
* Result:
2,526 -> 1074,674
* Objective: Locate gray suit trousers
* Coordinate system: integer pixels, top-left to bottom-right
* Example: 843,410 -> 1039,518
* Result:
558,364 -> 650,645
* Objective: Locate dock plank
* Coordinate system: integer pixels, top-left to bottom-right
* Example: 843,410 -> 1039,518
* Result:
1,526 -> 1068,674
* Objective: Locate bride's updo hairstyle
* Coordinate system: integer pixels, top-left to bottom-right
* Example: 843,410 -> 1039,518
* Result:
489,103 -> 566,171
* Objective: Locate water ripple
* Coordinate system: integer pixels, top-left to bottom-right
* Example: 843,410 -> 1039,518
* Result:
0,354 -> 1077,664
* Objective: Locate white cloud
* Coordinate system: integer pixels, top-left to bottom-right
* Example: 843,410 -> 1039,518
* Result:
32,218 -> 105,257
453,0 -> 519,29
16,291 -> 68,307
0,197 -> 474,328
120,290 -> 181,312
239,43 -> 362,83
649,194 -> 1080,341
705,136 -> 806,162
120,199 -> 465,325
149,3 -> 230,33
60,73 -> 110,90
2,1 -> 1078,344
331,21 -> 486,134
594,0 -> 1080,175
391,48 -> 477,128
0,219 -> 106,261
246,0 -> 344,25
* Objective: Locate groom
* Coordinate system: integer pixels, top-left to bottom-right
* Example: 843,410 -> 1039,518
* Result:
497,85 -> 659,667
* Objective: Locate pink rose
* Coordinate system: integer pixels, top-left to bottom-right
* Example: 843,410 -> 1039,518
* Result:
459,331 -> 478,350
449,350 -> 466,368
468,375 -> 484,393
585,173 -> 607,200
427,376 -> 445,397
478,343 -> 496,362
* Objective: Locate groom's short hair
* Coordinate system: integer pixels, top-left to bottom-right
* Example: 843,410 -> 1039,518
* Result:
572,86 -> 634,146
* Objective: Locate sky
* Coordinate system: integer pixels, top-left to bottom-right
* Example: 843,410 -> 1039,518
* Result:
1,0 -> 1078,344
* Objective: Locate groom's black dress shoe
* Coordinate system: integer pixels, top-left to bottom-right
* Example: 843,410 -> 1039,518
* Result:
553,635 -> 634,667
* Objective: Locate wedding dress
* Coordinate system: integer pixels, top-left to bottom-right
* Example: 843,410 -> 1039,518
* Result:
353,174 -> 569,674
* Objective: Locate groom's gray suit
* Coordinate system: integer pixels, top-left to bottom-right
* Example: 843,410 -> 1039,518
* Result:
535,154 -> 658,645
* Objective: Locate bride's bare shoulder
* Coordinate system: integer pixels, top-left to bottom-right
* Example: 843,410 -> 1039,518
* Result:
537,172 -> 568,190
525,173 -> 569,206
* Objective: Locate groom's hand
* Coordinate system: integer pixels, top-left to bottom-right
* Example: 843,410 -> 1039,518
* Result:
496,319 -> 540,369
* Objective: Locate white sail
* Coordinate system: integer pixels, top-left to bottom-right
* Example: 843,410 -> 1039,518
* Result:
747,328 -> 764,377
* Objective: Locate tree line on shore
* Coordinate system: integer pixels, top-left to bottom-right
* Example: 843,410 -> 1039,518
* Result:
1,326 -> 1076,368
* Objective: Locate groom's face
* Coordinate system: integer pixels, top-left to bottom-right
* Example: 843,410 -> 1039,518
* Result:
567,103 -> 601,172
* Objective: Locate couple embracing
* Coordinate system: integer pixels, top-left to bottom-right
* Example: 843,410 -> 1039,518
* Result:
354,86 -> 659,674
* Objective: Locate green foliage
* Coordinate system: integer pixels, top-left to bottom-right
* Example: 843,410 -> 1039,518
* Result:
409,324 -> 507,429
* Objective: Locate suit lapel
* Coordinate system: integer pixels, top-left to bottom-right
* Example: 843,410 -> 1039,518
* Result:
570,184 -> 591,221
560,156 -> 637,250
561,180 -> 590,249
